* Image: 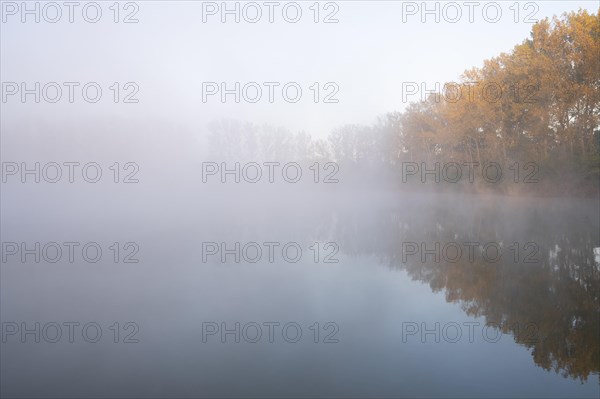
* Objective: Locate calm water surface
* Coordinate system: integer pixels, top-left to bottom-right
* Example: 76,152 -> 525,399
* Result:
1,190 -> 599,398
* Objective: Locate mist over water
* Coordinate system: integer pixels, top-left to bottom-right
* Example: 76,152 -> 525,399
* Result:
3,187 -> 599,397
2,1 -> 600,398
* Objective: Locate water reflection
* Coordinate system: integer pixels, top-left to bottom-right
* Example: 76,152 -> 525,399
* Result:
202,193 -> 600,382
317,195 -> 600,382
2,192 -> 599,396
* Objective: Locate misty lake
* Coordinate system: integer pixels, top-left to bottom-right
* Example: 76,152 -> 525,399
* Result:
3,1 -> 600,397
1,190 -> 599,398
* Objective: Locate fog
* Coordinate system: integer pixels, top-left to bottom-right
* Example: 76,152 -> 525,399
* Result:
2,1 -> 600,398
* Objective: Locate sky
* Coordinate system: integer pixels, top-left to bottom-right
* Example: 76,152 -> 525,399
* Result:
2,1 -> 599,138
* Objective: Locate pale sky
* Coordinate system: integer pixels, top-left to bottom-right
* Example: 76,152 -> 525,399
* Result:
2,1 -> 598,138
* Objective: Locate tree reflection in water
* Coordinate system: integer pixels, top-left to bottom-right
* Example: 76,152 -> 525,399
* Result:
325,195 -> 600,382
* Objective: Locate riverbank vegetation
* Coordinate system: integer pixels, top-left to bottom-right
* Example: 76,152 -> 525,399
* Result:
207,10 -> 600,196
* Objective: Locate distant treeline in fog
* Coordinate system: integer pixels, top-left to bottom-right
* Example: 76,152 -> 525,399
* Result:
207,10 -> 600,196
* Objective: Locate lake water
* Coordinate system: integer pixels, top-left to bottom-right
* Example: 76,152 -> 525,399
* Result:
1,189 -> 599,398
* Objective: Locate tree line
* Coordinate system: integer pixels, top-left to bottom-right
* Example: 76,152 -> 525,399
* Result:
207,10 -> 600,195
